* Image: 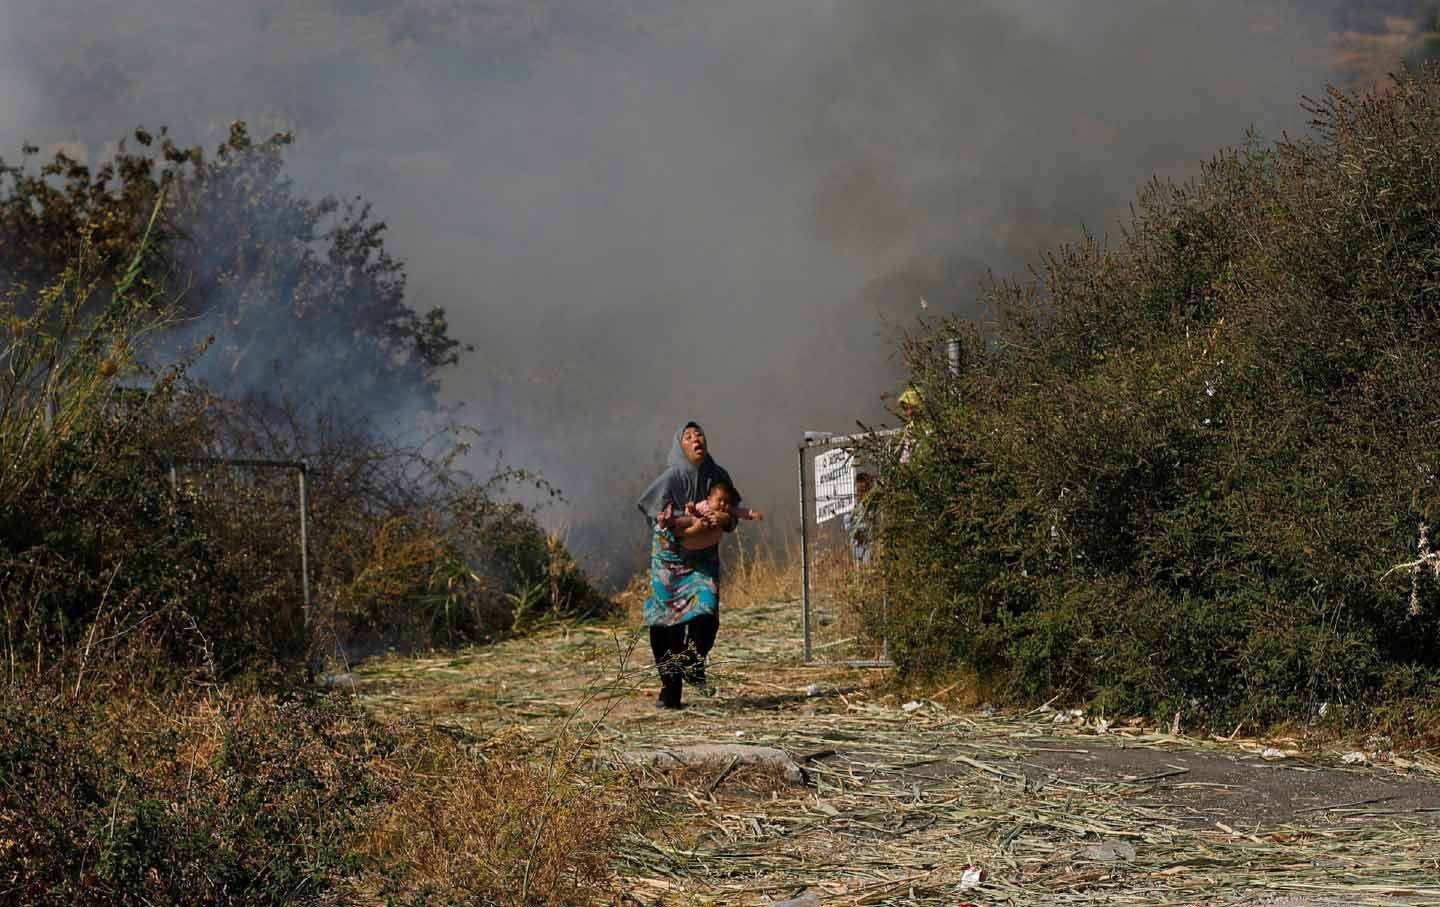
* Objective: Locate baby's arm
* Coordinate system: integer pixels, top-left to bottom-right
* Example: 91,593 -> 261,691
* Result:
669,500 -> 705,530
655,502 -> 680,530
669,508 -> 701,531
678,517 -> 713,539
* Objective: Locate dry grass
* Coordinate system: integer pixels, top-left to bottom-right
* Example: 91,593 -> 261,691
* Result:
357,726 -> 644,907
726,538 -> 802,611
355,596 -> 1440,906
2,646 -> 647,907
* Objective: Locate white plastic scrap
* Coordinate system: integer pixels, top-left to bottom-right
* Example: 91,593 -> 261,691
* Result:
958,865 -> 987,890
803,683 -> 822,697
1341,751 -> 1367,765
901,700 -> 923,713
1260,747 -> 1286,760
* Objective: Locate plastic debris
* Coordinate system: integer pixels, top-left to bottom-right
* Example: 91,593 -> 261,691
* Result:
1341,751 -> 1367,765
958,864 -> 987,890
803,683 -> 823,697
902,700 -> 923,712
1260,747 -> 1286,760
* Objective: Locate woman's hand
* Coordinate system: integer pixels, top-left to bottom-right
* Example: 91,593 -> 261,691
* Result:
682,524 -> 726,549
701,509 -> 734,530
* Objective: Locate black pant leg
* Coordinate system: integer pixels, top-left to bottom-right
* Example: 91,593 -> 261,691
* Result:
687,613 -> 719,658
649,624 -> 685,706
680,614 -> 719,687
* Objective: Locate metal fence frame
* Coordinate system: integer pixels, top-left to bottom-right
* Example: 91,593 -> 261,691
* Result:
169,456 -> 313,663
799,429 -> 899,668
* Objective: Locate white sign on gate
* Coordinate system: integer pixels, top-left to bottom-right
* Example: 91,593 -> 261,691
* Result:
814,447 -> 855,524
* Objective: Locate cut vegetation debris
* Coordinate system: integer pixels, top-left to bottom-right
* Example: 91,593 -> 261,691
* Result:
354,597 -> 1440,906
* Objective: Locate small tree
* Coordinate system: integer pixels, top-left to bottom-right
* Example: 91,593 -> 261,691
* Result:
0,123 -> 466,419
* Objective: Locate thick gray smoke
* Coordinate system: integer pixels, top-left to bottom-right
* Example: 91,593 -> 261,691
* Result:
0,1 -> 1353,581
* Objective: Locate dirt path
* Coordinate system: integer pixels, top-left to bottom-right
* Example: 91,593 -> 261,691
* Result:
353,598 -> 1440,906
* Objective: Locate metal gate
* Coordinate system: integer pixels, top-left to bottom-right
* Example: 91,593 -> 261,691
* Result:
798,430 -> 897,667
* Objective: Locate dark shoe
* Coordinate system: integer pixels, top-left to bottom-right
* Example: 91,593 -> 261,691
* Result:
684,664 -> 711,695
656,688 -> 683,710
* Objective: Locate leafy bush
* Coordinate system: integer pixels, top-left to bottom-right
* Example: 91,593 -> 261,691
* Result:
193,397 -> 613,655
0,214 -> 255,676
872,70 -> 1440,731
2,226 -> 610,683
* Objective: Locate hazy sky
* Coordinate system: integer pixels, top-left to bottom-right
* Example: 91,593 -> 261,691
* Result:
0,1 -> 1353,577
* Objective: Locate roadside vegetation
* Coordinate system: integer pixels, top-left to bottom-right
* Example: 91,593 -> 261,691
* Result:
870,69 -> 1440,738
13,52 -> 1440,907
0,128 -> 624,905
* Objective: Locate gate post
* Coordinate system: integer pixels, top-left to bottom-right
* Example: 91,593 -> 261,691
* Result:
798,443 -> 812,664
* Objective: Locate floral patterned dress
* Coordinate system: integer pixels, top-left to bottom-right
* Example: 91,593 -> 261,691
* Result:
643,522 -> 720,628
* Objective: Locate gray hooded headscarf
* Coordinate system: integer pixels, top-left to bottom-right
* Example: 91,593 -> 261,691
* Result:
636,421 -> 740,523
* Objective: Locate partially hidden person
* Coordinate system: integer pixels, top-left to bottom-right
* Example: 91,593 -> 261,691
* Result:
896,386 -> 928,465
844,470 -> 875,566
636,421 -> 741,709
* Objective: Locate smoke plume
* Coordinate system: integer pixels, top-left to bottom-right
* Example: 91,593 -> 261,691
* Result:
0,0 -> 1383,581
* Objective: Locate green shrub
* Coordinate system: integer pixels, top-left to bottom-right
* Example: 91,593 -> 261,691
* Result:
872,70 -> 1440,731
2,233 -> 611,683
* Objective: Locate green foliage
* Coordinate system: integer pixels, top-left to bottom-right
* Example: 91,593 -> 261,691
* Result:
3,235 -> 609,683
873,70 -> 1440,731
0,210 -> 271,676
0,120 -> 621,907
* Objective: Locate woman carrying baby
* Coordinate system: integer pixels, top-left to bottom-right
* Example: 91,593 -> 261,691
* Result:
637,421 -> 740,710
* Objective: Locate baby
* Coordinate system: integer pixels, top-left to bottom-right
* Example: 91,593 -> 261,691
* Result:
657,479 -> 763,549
